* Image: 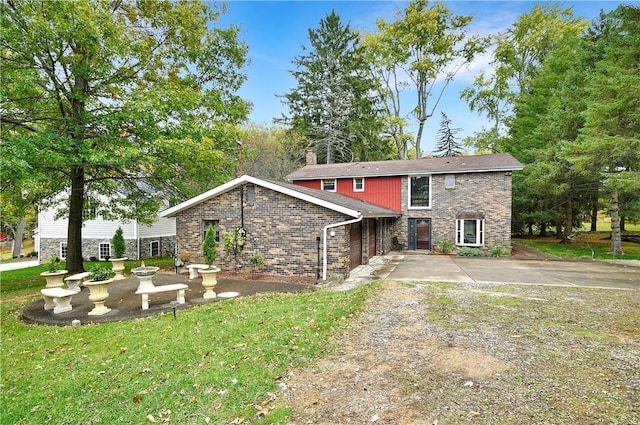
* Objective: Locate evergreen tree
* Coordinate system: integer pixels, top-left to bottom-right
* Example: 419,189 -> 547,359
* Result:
433,113 -> 463,157
280,11 -> 388,164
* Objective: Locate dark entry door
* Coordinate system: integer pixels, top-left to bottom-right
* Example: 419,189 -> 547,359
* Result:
368,220 -> 376,259
350,222 -> 362,269
408,218 -> 431,250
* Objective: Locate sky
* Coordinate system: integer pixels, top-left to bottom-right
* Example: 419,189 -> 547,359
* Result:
216,1 -> 627,155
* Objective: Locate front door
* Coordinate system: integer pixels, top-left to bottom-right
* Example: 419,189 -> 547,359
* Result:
408,218 -> 431,250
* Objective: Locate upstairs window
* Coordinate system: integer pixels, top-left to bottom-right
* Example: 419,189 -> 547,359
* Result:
322,179 -> 336,192
353,177 -> 364,192
409,176 -> 431,208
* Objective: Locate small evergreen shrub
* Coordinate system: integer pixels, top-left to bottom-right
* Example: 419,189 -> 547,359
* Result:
111,227 -> 127,258
202,224 -> 218,265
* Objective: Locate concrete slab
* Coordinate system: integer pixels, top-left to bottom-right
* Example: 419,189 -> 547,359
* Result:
347,251 -> 640,291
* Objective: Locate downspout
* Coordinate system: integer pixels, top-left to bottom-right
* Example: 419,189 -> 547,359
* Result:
322,214 -> 363,281
134,219 -> 140,260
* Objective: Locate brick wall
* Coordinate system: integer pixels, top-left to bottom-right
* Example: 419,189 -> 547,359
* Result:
395,171 -> 514,250
175,184 -> 354,280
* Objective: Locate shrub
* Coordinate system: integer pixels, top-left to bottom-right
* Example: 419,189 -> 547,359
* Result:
111,227 -> 127,258
87,264 -> 115,281
457,247 -> 484,257
202,224 -> 218,265
44,257 -> 61,272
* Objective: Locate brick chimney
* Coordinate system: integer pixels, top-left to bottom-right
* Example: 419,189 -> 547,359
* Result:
306,149 -> 317,165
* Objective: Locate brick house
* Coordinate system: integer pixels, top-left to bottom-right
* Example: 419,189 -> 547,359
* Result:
159,176 -> 400,281
286,152 -> 523,253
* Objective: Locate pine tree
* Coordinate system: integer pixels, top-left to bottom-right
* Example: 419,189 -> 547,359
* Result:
280,11 -> 386,164
433,113 -> 463,157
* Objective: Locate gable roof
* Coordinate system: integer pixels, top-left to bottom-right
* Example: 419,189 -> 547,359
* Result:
159,175 -> 400,219
285,153 -> 523,181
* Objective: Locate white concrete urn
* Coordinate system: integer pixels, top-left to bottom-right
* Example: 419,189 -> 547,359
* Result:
198,266 -> 221,299
40,270 -> 68,288
110,257 -> 128,280
84,278 -> 114,316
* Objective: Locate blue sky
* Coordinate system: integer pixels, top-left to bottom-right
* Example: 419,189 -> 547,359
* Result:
217,1 -> 626,154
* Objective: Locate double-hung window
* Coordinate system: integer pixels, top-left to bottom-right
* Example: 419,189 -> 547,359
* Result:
99,242 -> 111,260
150,240 -> 160,257
456,219 -> 484,246
322,179 -> 336,192
409,176 -> 431,208
353,177 -> 364,192
60,242 -> 68,260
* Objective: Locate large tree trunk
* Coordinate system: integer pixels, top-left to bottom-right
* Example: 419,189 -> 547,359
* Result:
590,201 -> 598,232
609,189 -> 623,255
66,165 -> 85,273
561,198 -> 573,243
11,218 -> 26,258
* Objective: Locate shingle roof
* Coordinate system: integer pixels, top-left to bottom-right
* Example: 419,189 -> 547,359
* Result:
160,175 -> 400,219
285,153 -> 523,181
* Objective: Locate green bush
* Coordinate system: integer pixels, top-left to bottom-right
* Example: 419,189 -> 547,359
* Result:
457,247 -> 484,257
111,227 -> 127,258
87,264 -> 115,281
202,224 -> 218,265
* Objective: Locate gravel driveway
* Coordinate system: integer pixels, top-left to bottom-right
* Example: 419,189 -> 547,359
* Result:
284,264 -> 639,423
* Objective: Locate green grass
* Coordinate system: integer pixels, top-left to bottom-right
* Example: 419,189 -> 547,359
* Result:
514,231 -> 640,260
1,265 -> 379,424
0,257 -> 175,294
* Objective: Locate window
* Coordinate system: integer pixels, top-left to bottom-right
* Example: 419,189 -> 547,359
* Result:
59,242 -> 67,260
445,174 -> 456,189
203,220 -> 220,242
409,176 -> 431,208
456,219 -> 484,246
99,243 -> 111,260
353,177 -> 364,192
150,240 -> 160,257
322,179 -> 336,192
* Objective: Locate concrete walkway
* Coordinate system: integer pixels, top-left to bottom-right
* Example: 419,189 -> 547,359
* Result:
337,251 -> 640,291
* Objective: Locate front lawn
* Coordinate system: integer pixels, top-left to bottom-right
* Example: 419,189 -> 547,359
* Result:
1,265 -> 377,424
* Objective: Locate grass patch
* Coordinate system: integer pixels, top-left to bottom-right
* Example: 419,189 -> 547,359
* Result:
1,269 -> 379,424
0,257 -> 175,293
514,231 -> 640,260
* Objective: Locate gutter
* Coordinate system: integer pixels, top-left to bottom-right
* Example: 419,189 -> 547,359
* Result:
322,214 -> 363,281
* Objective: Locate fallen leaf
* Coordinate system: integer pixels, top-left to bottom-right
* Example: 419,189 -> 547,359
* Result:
133,394 -> 140,404
468,411 -> 481,417
146,414 -> 157,422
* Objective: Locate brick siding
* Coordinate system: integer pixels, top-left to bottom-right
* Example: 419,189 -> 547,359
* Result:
175,184 -> 355,280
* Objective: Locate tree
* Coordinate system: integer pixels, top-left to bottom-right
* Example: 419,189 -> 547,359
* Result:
239,124 -> 305,181
202,224 -> 218,266
111,227 -> 126,259
566,5 -> 640,254
433,112 -> 463,157
461,3 -> 588,152
371,0 -> 486,158
280,11 -> 389,164
1,0 -> 249,273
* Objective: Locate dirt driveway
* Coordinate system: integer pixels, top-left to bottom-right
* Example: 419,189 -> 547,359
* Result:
283,254 -> 639,424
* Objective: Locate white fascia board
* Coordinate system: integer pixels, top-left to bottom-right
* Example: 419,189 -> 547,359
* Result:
160,175 -> 360,219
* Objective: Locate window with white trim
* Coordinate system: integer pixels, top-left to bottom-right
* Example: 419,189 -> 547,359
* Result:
353,177 -> 364,192
60,242 -> 68,260
99,242 -> 111,260
321,179 -> 336,192
456,219 -> 484,246
203,220 -> 220,243
409,176 -> 431,208
150,240 -> 160,257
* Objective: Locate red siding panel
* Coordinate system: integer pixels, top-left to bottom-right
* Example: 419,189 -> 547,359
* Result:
336,176 -> 401,211
293,176 -> 402,211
